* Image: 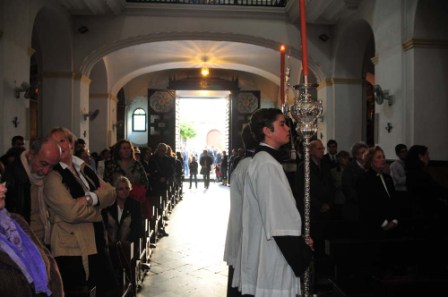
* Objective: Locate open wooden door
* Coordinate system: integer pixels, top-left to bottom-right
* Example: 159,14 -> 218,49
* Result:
230,90 -> 260,150
147,89 -> 176,150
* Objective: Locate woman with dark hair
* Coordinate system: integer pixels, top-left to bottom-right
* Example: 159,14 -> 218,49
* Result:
104,140 -> 148,189
0,146 -> 26,176
104,140 -> 149,223
405,145 -> 448,223
357,146 -> 400,238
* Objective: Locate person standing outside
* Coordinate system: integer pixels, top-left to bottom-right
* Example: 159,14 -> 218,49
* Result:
188,156 -> 198,189
240,108 -> 312,297
220,150 -> 228,186
199,150 -> 213,189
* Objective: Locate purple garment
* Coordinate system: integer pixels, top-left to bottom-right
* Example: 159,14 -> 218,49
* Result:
0,209 -> 51,296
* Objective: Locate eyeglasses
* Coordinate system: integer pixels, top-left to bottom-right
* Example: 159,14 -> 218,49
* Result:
117,187 -> 130,191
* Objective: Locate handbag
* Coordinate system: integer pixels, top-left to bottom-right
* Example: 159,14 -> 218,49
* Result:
200,167 -> 207,175
129,184 -> 146,202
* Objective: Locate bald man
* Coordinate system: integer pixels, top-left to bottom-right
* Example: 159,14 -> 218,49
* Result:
3,137 -> 61,244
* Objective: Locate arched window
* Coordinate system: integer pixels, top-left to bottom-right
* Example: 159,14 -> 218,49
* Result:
132,108 -> 146,132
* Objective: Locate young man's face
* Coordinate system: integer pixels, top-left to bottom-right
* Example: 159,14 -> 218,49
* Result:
328,143 -> 337,155
265,114 -> 290,149
397,148 -> 407,161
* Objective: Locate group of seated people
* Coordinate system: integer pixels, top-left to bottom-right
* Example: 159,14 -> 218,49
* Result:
285,139 -> 448,295
0,130 -> 184,297
289,139 -> 448,240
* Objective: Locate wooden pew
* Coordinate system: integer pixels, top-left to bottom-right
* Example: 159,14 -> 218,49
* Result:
119,241 -> 135,297
326,237 -> 448,297
322,219 -> 359,240
150,203 -> 160,246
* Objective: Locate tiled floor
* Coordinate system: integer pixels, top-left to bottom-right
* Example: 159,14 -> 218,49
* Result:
138,181 -> 230,297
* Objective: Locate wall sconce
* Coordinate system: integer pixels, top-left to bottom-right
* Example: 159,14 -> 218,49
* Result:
385,122 -> 393,133
373,85 -> 393,106
82,109 -> 99,121
14,82 -> 31,99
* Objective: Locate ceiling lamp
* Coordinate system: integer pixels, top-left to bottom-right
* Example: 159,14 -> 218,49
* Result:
201,65 -> 209,77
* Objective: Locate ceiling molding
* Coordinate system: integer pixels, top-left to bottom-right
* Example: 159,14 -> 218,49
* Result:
318,78 -> 363,88
403,38 -> 448,51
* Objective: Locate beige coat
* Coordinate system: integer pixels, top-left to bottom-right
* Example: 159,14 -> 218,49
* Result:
44,162 -> 116,278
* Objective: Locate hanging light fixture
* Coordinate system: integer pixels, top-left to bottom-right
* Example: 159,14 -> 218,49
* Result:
201,64 -> 209,77
200,56 -> 210,77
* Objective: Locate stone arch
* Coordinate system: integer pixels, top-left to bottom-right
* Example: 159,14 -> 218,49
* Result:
333,19 -> 374,79
80,32 -> 301,75
79,32 -> 324,96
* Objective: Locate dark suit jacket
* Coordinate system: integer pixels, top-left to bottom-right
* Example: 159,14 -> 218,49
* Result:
323,153 -> 338,169
296,159 -> 334,239
102,198 -> 144,244
341,160 -> 366,221
3,158 -> 31,223
357,169 -> 399,238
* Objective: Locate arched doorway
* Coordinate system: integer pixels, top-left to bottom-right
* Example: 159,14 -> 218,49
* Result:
146,72 -> 260,153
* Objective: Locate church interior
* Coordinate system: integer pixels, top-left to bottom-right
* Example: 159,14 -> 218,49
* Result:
1,0 -> 448,296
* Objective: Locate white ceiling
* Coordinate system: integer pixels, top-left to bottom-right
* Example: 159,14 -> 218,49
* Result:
107,40 -> 282,86
54,0 -> 362,90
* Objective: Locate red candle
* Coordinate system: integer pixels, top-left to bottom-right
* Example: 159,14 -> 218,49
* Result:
299,0 -> 309,82
280,45 -> 286,105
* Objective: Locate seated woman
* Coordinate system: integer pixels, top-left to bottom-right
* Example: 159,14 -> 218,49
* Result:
405,145 -> 448,234
357,146 -> 400,239
102,176 -> 144,286
102,176 -> 144,245
0,182 -> 63,297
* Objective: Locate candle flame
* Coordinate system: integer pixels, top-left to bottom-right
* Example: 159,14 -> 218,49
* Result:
280,45 -> 286,52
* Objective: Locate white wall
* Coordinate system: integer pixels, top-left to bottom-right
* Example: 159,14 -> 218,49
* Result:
0,0 -> 45,153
